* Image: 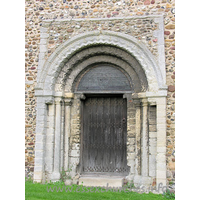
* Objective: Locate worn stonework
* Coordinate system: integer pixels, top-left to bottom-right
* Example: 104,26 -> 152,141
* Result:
25,0 -> 175,187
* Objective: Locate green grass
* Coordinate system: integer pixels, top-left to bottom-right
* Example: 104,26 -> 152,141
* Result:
25,180 -> 174,200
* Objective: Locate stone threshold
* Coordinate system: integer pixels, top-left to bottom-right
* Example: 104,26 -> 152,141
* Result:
79,175 -> 125,187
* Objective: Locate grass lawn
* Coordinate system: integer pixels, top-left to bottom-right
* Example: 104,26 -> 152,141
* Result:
25,180 -> 174,200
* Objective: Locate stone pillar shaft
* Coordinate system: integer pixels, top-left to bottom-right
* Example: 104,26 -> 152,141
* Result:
141,99 -> 149,177
51,98 -> 62,180
133,99 -> 141,175
64,98 -> 72,171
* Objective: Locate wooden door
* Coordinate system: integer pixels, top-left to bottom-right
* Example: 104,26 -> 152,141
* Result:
82,96 -> 129,175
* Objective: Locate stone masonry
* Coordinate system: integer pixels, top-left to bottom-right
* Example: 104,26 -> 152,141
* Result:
25,0 -> 175,186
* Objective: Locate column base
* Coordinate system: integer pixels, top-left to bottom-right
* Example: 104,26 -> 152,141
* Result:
133,175 -> 153,187
51,172 -> 60,182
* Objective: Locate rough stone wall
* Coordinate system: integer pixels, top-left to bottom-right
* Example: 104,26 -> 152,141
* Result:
25,0 -> 175,184
43,17 -> 159,60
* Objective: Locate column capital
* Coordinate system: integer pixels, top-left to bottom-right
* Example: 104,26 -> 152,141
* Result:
54,98 -> 62,105
132,93 -> 139,99
45,99 -> 54,105
64,98 -> 73,106
77,93 -> 86,100
64,93 -> 74,99
141,98 -> 148,106
133,99 -> 141,107
44,96 -> 54,105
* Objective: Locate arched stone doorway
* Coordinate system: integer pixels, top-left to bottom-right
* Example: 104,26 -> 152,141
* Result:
34,30 -> 167,187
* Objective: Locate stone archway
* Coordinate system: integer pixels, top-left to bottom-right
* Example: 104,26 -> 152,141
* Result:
34,30 -> 167,187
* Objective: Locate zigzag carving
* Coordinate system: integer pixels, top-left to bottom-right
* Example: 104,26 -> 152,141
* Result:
38,31 -> 162,94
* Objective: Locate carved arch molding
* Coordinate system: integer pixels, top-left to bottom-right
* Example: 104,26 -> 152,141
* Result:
54,45 -> 148,93
34,29 -> 167,187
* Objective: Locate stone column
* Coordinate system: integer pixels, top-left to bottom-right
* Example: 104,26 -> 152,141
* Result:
156,97 -> 167,187
45,99 -> 55,180
133,98 -> 141,176
51,98 -> 62,181
64,98 -> 73,172
141,98 -> 149,177
60,100 -> 65,172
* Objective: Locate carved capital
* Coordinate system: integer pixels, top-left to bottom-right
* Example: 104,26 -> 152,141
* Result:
64,93 -> 74,99
132,93 -> 139,99
132,93 -> 141,107
64,98 -> 72,106
45,99 -> 54,105
141,98 -> 148,107
133,99 -> 141,107
77,93 -> 86,100
54,98 -> 62,105
45,96 -> 54,105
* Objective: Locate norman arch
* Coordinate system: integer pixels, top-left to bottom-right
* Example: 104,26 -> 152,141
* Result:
34,30 -> 167,187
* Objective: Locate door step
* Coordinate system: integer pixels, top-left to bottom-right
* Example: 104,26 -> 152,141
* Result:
79,176 -> 124,187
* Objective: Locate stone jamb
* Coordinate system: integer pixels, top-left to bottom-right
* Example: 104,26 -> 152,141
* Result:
44,99 -> 55,180
155,97 -> 167,187
33,96 -> 47,182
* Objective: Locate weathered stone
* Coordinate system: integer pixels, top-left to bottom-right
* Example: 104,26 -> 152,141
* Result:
169,162 -> 175,170
166,3 -> 172,8
165,24 -> 175,29
144,0 -> 150,5
167,144 -> 173,148
171,8 -> 175,14
112,11 -> 119,15
153,38 -> 157,42
164,31 -> 170,35
167,120 -> 171,125
136,12 -> 144,15
171,75 -> 175,79
67,29 -> 74,33
27,77 -> 33,81
168,85 -> 175,92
